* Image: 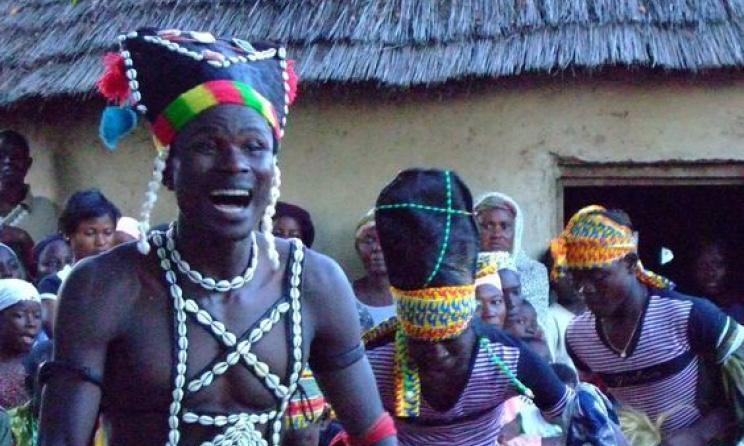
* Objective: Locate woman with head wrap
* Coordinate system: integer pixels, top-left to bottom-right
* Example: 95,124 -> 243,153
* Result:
475,193 -> 549,329
0,279 -> 41,409
555,205 -> 744,445
475,251 -> 523,329
475,253 -> 506,329
272,201 -> 315,248
353,209 -> 395,326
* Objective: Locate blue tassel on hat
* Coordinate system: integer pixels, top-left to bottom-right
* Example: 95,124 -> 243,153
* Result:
99,106 -> 137,150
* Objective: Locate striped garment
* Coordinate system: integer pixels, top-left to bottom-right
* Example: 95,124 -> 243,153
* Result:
367,336 -> 567,446
566,292 -> 727,434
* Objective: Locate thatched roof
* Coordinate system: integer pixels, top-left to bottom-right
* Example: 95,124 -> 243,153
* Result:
2,0 -> 744,107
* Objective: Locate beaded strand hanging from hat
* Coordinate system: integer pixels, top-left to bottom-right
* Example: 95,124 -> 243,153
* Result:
95,28 -> 298,270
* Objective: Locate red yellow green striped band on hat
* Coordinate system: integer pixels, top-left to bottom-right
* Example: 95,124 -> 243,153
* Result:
151,80 -> 280,149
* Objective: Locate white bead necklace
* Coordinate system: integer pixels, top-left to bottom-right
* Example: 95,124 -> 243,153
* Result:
152,230 -> 306,446
165,224 -> 258,291
0,203 -> 28,227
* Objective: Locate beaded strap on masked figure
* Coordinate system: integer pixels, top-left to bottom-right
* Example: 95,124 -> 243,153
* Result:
372,169 -> 533,418
549,205 -> 674,291
95,28 -> 298,270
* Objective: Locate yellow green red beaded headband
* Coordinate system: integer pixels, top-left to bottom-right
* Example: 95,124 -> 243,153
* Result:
151,80 -> 279,149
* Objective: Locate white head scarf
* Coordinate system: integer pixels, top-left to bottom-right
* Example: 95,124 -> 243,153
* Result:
492,250 -> 518,273
0,279 -> 40,312
475,270 -> 502,290
116,216 -> 142,239
354,208 -> 376,240
474,192 -> 524,255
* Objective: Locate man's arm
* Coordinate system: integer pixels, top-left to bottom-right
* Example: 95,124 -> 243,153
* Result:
682,298 -> 744,444
661,407 -> 731,446
38,255 -> 132,446
303,252 -> 396,446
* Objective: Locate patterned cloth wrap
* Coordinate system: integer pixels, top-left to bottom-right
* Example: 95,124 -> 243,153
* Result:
562,383 -> 626,446
475,252 -> 505,290
285,369 -> 327,430
373,169 -> 479,418
477,251 -> 517,276
550,205 -> 673,291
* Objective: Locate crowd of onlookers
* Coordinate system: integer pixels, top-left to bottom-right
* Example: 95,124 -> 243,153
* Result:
0,127 -> 742,446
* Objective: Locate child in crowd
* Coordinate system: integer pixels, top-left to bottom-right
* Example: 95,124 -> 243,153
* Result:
505,301 -> 545,343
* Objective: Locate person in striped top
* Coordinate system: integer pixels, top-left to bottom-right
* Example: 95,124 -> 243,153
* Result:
552,205 -> 744,445
361,170 -> 624,446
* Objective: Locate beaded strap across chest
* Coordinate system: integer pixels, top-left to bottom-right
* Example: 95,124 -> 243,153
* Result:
152,230 -> 306,446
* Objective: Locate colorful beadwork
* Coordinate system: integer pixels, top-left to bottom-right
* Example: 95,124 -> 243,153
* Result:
394,328 -> 421,418
362,316 -> 399,345
285,369 -> 326,430
392,285 -> 476,342
151,80 -> 279,148
479,338 -> 534,400
551,205 -> 674,290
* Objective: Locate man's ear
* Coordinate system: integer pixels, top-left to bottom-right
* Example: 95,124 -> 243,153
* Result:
624,255 -> 638,274
22,156 -> 32,177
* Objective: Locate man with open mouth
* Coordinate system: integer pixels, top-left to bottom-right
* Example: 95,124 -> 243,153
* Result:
38,28 -> 396,446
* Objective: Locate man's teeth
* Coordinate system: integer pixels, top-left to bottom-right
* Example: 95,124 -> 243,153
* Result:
210,189 -> 251,197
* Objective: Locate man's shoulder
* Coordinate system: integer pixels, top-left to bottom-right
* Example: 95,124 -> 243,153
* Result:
648,288 -> 700,319
62,243 -> 154,302
292,242 -> 347,292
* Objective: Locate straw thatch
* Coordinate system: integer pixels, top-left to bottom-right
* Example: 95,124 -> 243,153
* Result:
1,0 -> 744,106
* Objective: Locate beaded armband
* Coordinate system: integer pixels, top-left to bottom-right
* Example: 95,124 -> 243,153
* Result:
310,343 -> 366,374
37,361 -> 104,388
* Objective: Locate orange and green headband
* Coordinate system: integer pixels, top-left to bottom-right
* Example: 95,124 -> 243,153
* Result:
151,79 -> 279,149
551,205 -> 673,290
392,284 -> 476,342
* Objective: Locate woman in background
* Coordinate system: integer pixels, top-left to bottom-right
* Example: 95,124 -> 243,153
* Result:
0,280 -> 41,409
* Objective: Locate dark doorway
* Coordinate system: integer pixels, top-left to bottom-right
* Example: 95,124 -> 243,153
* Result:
563,185 -> 744,293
